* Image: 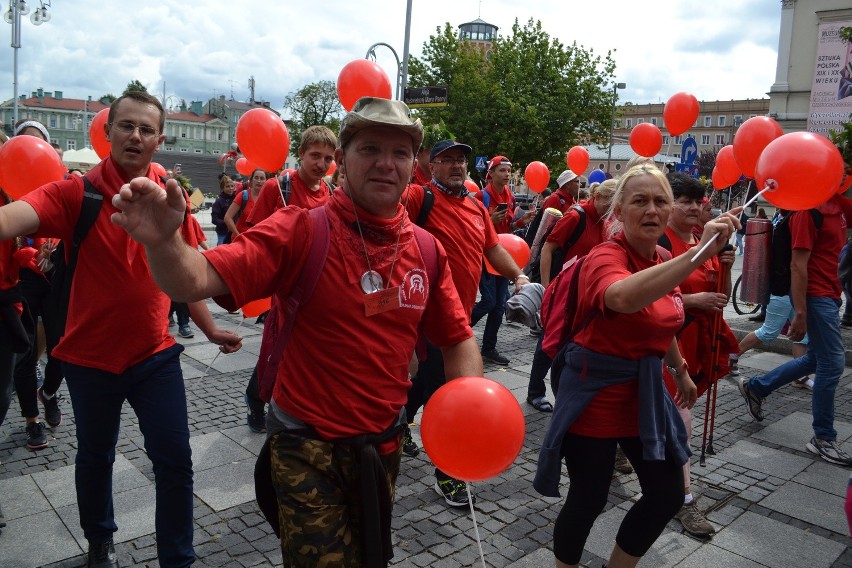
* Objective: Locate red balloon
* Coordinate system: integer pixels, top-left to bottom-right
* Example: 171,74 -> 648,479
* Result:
242,297 -> 272,318
566,146 -> 590,175
524,161 -> 550,193
485,233 -> 530,275
151,162 -> 167,178
90,108 -> 111,159
236,108 -> 290,172
714,145 -> 741,188
235,157 -> 255,176
732,116 -> 783,178
755,131 -> 844,210
421,376 -> 525,482
0,136 -> 67,199
663,92 -> 699,137
463,179 -> 480,194
629,123 -> 663,157
336,59 -> 392,111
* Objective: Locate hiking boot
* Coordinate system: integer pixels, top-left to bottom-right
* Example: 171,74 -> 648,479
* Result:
481,348 -> 510,365
244,393 -> 266,433
806,437 -> 852,466
87,538 -> 118,568
792,377 -> 814,391
37,387 -> 62,428
178,324 -> 194,339
727,355 -> 740,377
26,421 -> 48,450
737,378 -> 764,421
435,478 -> 476,508
401,424 -> 420,458
675,498 -> 716,536
613,446 -> 633,474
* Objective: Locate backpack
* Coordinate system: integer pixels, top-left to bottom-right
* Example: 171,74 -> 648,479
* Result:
256,206 -> 441,402
525,204 -> 586,284
768,209 -> 822,297
541,241 -> 671,390
414,184 -> 481,227
234,189 -> 249,222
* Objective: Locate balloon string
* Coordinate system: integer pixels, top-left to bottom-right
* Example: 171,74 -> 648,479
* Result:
200,318 -> 245,380
467,482 -> 487,568
690,186 -> 770,262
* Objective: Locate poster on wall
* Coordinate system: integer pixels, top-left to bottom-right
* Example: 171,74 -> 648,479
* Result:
807,19 -> 852,136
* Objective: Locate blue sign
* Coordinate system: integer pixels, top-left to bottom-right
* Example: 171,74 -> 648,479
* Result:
680,137 -> 698,165
475,156 -> 488,171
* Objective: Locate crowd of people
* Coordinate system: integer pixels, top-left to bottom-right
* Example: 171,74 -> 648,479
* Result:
0,91 -> 850,568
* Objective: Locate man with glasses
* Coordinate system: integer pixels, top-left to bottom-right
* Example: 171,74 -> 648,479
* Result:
402,139 -> 529,506
0,90 -> 242,567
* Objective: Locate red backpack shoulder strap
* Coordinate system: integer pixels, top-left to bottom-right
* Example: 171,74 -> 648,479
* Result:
412,224 -> 439,289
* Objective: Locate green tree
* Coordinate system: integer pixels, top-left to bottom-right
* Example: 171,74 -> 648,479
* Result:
99,93 -> 116,104
282,80 -> 344,157
408,18 -> 617,186
124,80 -> 148,94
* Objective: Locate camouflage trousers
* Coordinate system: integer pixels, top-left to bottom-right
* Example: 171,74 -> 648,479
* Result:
269,430 -> 402,567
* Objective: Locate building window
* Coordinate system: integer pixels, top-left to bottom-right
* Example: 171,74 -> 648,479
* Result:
651,117 -> 658,126
718,115 -> 726,127
733,115 -> 743,127
66,139 -> 76,150
49,117 -> 56,128
181,131 -> 186,138
704,116 -> 712,127
165,146 -> 174,152
749,114 -> 757,119
614,119 -> 622,129
701,135 -> 710,145
615,163 -> 622,171
637,118 -> 644,124
715,134 -> 726,145
598,164 -> 605,170
625,118 -> 633,128
675,135 -> 683,144
662,136 -> 669,145
180,147 -> 188,153
194,149 -> 202,154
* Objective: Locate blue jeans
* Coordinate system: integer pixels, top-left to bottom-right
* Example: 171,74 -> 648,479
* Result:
64,344 -> 195,567
527,334 -> 553,400
748,297 -> 844,441
471,268 -> 509,351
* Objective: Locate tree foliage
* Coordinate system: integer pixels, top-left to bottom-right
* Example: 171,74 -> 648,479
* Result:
408,19 -> 617,185
283,80 -> 344,157
124,80 -> 148,94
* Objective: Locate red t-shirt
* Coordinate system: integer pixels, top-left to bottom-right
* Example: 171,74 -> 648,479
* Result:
404,183 -> 499,318
791,195 -> 849,298
412,166 -> 430,186
541,188 -> 576,214
205,194 -> 472,441
21,157 -> 197,373
545,198 -> 607,257
232,189 -> 256,234
569,234 -> 685,438
248,170 -> 331,225
189,215 -> 207,246
475,184 -> 515,234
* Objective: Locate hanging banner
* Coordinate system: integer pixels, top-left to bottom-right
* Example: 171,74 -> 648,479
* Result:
806,19 -> 852,136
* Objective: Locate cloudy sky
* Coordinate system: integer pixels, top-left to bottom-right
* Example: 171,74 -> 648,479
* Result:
2,0 -> 781,117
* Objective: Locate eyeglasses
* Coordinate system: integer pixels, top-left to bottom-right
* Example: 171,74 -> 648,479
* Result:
111,121 -> 160,139
431,158 -> 467,166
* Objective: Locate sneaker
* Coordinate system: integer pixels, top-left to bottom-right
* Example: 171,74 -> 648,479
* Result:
168,317 -> 176,328
87,538 -> 118,568
244,393 -> 266,433
401,424 -> 420,458
434,478 -> 476,507
675,498 -> 716,536
737,378 -> 764,421
25,421 -> 48,450
178,324 -> 194,338
481,348 -> 510,365
791,377 -> 814,391
613,446 -> 633,474
37,387 -> 62,428
529,328 -> 542,337
806,436 -> 852,466
727,355 -> 740,377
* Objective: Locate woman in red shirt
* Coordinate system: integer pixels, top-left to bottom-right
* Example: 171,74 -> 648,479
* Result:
534,165 -> 739,568
224,168 -> 267,238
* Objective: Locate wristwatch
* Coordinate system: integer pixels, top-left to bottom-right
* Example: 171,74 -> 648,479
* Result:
667,359 -> 689,377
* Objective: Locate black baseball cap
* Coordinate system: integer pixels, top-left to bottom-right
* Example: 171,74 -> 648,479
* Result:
430,139 -> 472,162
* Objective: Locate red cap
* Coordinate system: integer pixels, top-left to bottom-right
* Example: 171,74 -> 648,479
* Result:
488,155 -> 512,170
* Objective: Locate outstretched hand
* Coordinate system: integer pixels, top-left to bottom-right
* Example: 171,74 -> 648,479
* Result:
111,177 -> 186,246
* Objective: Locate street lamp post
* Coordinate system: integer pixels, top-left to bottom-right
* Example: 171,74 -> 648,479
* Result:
4,0 -> 51,127
365,42 -> 402,100
606,82 -> 627,174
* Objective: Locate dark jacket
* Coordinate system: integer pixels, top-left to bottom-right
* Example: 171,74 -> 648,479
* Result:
211,192 -> 235,235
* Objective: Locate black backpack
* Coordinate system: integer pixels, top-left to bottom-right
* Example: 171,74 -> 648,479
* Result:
768,210 -> 823,297
525,205 -> 586,284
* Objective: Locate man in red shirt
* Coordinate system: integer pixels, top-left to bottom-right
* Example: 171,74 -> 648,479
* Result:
0,91 -> 242,568
247,125 -> 336,225
541,169 -> 580,214
404,140 -> 530,506
472,156 -> 535,364
739,194 -> 852,466
110,97 -> 482,566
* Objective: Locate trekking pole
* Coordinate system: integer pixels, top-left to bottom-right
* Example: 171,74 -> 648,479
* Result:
200,318 -> 245,380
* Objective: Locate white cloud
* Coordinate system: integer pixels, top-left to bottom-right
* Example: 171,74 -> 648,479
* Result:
0,0 -> 780,113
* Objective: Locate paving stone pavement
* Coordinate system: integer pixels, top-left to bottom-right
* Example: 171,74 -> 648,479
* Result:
2,256 -> 852,566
